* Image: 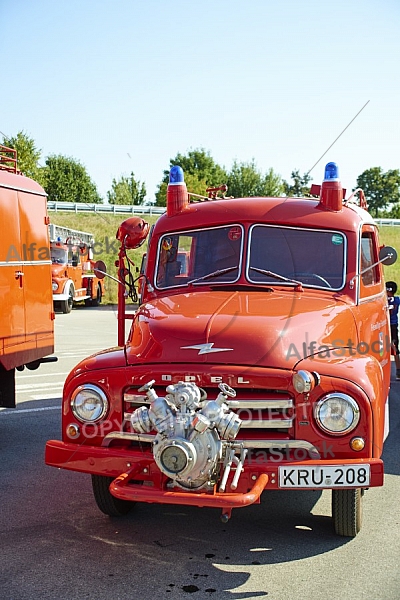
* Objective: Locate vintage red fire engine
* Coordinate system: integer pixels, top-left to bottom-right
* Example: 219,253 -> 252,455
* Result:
50,224 -> 105,313
46,162 -> 396,537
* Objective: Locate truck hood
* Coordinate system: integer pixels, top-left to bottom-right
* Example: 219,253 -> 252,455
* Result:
126,290 -> 357,370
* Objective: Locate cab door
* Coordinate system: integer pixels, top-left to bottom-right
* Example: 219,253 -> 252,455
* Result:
355,224 -> 391,395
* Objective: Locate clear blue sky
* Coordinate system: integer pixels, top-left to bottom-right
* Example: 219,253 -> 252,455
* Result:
2,0 -> 399,202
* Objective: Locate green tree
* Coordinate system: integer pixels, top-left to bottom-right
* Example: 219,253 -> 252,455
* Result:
1,130 -> 42,181
107,172 -> 146,205
227,160 -> 284,197
356,168 -> 400,217
155,148 -> 227,206
283,169 -> 312,197
41,154 -> 102,204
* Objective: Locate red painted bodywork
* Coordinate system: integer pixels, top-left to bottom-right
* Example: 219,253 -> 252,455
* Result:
46,170 -> 392,516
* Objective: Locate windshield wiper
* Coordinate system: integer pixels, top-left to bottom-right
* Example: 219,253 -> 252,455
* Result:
249,267 -> 303,291
188,266 -> 238,285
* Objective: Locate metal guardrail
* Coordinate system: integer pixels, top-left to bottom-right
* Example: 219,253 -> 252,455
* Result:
375,219 -> 400,226
47,201 -> 166,216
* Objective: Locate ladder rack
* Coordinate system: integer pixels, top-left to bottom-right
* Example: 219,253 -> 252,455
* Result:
0,144 -> 18,174
49,224 -> 95,246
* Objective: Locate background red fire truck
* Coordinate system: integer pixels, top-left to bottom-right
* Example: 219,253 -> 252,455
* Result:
0,145 -> 56,408
46,162 -> 397,537
50,224 -> 105,313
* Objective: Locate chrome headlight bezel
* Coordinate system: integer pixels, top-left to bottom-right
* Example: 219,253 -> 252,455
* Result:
314,393 -> 360,435
70,384 -> 109,423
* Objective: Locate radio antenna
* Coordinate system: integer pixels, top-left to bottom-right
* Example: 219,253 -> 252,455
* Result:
306,100 -> 370,176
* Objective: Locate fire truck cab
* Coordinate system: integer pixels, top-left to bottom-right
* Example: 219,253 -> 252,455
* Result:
50,224 -> 105,313
0,145 -> 55,408
46,162 -> 396,537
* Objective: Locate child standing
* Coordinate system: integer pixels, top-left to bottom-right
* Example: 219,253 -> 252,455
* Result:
386,281 -> 400,379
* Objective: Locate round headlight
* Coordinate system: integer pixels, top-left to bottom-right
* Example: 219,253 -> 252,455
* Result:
71,384 -> 108,423
52,282 -> 58,291
314,393 -> 360,435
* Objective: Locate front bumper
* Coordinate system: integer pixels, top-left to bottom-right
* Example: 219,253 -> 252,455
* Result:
45,440 -> 384,510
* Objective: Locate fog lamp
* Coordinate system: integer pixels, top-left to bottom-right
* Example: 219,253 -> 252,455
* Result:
293,370 -> 315,393
66,423 -> 80,439
350,437 -> 365,451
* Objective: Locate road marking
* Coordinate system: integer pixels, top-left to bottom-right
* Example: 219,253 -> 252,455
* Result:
0,405 -> 60,415
16,371 -> 69,379
58,351 -> 103,357
16,382 -> 64,391
31,394 -> 62,400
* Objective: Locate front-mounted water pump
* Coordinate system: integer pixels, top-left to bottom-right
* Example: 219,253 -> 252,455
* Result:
131,381 -> 246,492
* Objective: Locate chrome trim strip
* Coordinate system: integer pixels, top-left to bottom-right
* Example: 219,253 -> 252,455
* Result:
124,398 -> 151,405
241,439 -> 320,458
240,419 -> 293,429
102,431 -> 320,458
102,432 -> 155,446
227,399 -> 293,409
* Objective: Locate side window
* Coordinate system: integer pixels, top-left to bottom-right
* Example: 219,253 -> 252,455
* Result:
360,232 -> 378,287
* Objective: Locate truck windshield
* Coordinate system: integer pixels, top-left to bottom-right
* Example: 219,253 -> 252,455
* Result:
247,225 -> 346,290
156,225 -> 243,289
51,246 -> 68,265
155,224 -> 346,291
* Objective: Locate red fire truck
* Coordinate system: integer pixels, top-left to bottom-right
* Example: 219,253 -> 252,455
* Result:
0,145 -> 55,408
46,162 -> 396,537
50,224 -> 105,313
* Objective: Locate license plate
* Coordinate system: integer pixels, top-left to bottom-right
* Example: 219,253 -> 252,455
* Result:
278,465 -> 370,488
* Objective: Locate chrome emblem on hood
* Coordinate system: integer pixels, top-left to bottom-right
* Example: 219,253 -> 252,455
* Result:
181,343 -> 233,355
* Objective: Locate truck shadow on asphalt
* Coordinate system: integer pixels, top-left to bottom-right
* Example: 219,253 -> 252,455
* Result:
62,488 -> 344,599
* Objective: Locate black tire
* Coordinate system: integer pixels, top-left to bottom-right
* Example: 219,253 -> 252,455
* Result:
61,286 -> 74,314
332,488 -> 363,537
91,283 -> 102,307
91,475 -> 134,517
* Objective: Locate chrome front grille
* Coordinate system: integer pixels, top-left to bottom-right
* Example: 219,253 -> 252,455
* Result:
123,387 -> 294,433
103,387 -> 321,458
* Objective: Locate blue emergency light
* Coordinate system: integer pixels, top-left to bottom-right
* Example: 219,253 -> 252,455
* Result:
169,165 -> 185,184
324,162 -> 339,181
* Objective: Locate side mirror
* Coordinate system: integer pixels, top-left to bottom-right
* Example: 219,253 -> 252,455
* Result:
350,245 -> 398,288
94,260 -> 107,279
379,246 -> 397,266
116,217 -> 150,249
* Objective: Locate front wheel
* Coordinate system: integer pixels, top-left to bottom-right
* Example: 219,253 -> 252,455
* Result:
61,286 -> 74,314
91,283 -> 102,307
91,475 -> 135,517
332,488 -> 364,537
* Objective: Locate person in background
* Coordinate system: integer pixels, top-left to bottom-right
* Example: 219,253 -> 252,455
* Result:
386,281 -> 400,380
